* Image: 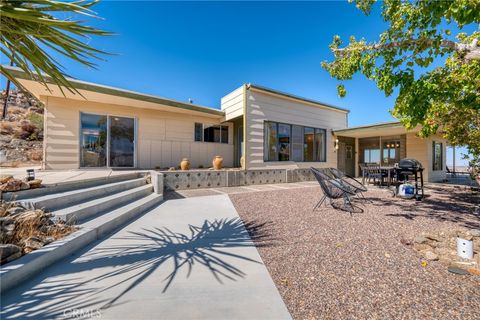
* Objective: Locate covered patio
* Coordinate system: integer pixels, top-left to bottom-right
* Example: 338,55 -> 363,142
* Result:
334,121 -> 448,183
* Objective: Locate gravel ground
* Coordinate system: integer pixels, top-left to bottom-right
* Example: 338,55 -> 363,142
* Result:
230,185 -> 480,320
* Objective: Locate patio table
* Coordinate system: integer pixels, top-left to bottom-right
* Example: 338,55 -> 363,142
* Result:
362,165 -> 396,187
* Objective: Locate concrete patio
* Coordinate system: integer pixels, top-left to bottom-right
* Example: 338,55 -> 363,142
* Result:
0,195 -> 291,320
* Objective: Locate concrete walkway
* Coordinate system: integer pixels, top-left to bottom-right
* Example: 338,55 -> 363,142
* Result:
0,195 -> 291,320
0,167 -> 145,185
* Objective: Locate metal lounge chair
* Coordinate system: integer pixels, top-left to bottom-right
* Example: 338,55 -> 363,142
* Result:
310,167 -> 359,213
328,167 -> 370,203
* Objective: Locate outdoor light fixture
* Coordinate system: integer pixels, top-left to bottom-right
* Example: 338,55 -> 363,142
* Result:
386,143 -> 390,148
26,169 -> 35,181
396,142 -> 400,148
334,138 -> 339,150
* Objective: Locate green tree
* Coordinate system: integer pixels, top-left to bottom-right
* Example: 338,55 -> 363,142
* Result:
0,0 -> 111,94
322,0 -> 480,159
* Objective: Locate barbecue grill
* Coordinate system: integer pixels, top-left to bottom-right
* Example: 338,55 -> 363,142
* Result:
396,158 -> 424,200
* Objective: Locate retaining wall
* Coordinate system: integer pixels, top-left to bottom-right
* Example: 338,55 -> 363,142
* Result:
160,168 -> 316,191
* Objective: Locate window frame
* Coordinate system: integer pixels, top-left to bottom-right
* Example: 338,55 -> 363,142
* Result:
194,123 -> 229,144
432,141 -> 443,171
263,121 -> 327,163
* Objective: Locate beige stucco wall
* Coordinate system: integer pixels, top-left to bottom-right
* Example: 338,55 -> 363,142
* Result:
244,89 -> 348,169
43,97 -> 233,170
406,132 -> 447,182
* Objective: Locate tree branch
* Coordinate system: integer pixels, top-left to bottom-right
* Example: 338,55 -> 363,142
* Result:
333,38 -> 480,61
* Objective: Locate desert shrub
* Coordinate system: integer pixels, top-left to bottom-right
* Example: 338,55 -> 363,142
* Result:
27,112 -> 43,131
0,121 -> 14,134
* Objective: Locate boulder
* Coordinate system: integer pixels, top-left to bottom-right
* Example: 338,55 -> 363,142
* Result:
0,244 -> 22,264
24,236 -> 44,250
0,175 -> 13,184
27,179 -> 42,189
0,217 -> 15,240
20,181 -> 30,190
469,229 -> 480,237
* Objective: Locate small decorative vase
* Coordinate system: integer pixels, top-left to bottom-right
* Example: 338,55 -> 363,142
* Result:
213,156 -> 223,170
180,158 -> 190,171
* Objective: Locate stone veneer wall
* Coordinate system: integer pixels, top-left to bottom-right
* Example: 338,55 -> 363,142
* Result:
161,168 -> 315,191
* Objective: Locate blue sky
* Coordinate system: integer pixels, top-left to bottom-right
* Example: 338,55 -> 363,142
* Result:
1,1 -> 473,165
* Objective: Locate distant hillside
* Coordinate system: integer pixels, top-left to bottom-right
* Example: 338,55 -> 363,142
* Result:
0,89 -> 44,167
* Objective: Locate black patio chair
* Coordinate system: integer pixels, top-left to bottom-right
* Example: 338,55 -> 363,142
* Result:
328,167 -> 370,203
310,167 -> 361,213
365,164 -> 387,185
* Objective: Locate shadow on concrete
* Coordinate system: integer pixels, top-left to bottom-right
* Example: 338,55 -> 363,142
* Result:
0,218 -> 274,319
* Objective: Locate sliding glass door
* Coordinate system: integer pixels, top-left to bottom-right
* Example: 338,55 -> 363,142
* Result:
109,116 -> 135,167
80,113 -> 136,168
80,114 -> 107,167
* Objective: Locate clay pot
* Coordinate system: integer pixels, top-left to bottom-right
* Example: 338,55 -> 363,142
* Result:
213,156 -> 223,170
180,158 -> 190,171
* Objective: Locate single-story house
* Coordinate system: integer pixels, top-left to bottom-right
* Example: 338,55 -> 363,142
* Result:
4,65 -> 447,182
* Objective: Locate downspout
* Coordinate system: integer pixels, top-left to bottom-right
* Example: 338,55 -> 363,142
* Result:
242,84 -> 248,170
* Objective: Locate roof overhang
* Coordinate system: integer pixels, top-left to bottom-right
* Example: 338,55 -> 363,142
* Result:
247,83 -> 350,114
334,121 -> 420,138
3,65 -> 225,118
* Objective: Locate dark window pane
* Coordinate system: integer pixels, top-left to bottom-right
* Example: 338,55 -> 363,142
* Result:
221,126 -> 228,144
304,127 -> 314,161
314,128 -> 326,162
292,125 -> 303,162
204,125 -> 221,143
264,122 -> 278,161
109,116 -> 135,167
194,123 -> 203,141
80,113 -> 107,167
433,141 -> 443,170
278,123 -> 290,161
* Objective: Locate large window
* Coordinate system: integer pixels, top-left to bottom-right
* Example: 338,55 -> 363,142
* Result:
364,148 -> 380,163
264,121 -> 326,162
433,141 -> 443,171
194,123 -> 229,144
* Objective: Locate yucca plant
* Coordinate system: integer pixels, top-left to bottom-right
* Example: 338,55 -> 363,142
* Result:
0,0 -> 112,94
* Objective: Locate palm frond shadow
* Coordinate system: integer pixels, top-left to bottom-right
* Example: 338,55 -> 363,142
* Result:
1,217 -> 275,319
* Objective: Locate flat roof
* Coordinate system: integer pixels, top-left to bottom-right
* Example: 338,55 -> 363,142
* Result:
2,65 -> 224,117
247,83 -> 350,113
333,121 -> 419,138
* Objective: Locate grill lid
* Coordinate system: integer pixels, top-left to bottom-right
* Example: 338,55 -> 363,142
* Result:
399,158 -> 423,170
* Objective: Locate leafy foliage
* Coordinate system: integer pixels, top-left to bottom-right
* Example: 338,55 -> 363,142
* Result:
0,0 -> 112,94
322,0 -> 480,157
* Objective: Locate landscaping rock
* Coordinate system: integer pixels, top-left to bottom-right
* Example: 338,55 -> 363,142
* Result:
467,267 -> 480,276
448,266 -> 469,275
27,179 -> 42,189
424,251 -> 439,261
42,236 -> 55,245
0,175 -> 13,184
470,229 -> 480,237
414,236 -> 428,244
0,179 -> 23,192
24,236 -> 44,250
20,181 -> 30,190
413,243 -> 432,252
0,244 -> 22,264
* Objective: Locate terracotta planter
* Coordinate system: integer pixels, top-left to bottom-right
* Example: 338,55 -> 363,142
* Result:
180,158 -> 190,171
213,156 -> 223,170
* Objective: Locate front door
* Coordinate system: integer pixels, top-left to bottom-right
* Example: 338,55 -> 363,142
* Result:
337,140 -> 355,176
80,113 -> 136,168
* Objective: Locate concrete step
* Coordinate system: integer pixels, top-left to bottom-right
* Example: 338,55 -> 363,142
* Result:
17,177 -> 148,211
82,193 -> 164,238
3,172 -> 143,201
54,184 -> 154,223
0,192 -> 163,293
